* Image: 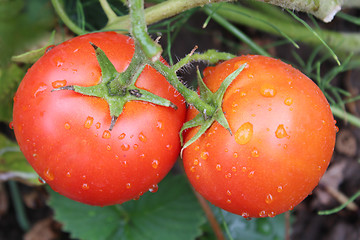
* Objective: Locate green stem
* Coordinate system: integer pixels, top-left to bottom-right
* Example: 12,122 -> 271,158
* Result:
151,60 -> 215,115
331,105 -> 360,128
99,0 -> 118,23
51,0 -> 88,35
129,0 -> 163,61
203,6 -> 270,57
8,181 -> 30,231
103,0 -> 232,32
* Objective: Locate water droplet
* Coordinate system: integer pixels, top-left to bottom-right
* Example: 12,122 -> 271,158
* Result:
193,158 -> 199,166
225,173 -> 232,178
106,145 -> 111,151
235,122 -> 253,145
9,122 -> 14,129
259,210 -> 267,217
275,124 -> 288,139
248,170 -> 255,178
34,84 -> 47,97
140,153 -> 145,158
156,120 -> 164,130
335,125 -> 339,133
195,174 -> 200,180
38,177 -> 46,184
190,166 -> 196,172
133,144 -> 139,150
226,199 -> 232,204
251,148 -> 260,158
64,122 -> 71,130
32,153 -> 38,159
265,194 -> 273,204
121,143 -> 130,151
242,167 -> 247,172
224,148 -> 228,152
284,97 -> 293,106
152,159 -> 159,169
166,144 -> 172,150
43,168 -> 54,181
82,183 -> 90,190
201,151 -> 209,160
54,56 -> 64,67
84,116 -> 94,129
118,133 -> 126,139
260,84 -> 277,97
138,132 -> 147,142
233,152 -> 238,158
95,122 -> 101,129
126,183 -> 131,189
149,184 -> 159,193
231,166 -> 237,172
51,80 -> 67,88
66,172 -> 71,178
268,211 -> 276,218
277,186 -> 283,193
226,190 -> 232,196
216,164 -> 222,171
242,212 -> 249,218
289,205 -> 294,210
102,130 -> 111,139
194,145 -> 200,151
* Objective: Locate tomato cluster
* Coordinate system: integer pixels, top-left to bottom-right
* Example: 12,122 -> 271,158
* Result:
13,32 -> 335,217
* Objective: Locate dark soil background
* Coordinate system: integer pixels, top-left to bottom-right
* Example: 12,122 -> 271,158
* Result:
1,6 -> 360,240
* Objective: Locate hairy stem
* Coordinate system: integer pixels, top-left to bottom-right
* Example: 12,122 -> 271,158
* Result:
103,0 -> 232,31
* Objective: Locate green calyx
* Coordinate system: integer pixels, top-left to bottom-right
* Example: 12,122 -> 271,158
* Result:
180,63 -> 247,153
52,43 -> 176,130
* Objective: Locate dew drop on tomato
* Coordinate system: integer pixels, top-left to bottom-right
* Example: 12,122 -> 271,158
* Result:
235,122 -> 253,145
284,97 -> 293,106
51,80 -> 67,88
43,168 -> 54,181
149,184 -> 159,193
84,116 -> 94,129
152,159 -> 159,169
82,183 -> 90,190
260,84 -> 277,97
216,164 -> 222,171
38,176 -> 46,184
275,124 -> 288,139
265,194 -> 273,204
138,132 -> 147,142
102,130 -> 111,139
251,148 -> 260,157
200,151 -> 209,160
121,143 -> 130,151
259,210 -> 267,217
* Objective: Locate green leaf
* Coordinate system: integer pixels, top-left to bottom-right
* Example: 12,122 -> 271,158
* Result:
212,206 -> 287,240
0,134 -> 39,185
0,63 -> 25,122
48,174 -> 206,240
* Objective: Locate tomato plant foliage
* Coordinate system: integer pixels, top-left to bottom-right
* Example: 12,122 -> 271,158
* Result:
183,55 -> 336,218
12,32 -> 186,206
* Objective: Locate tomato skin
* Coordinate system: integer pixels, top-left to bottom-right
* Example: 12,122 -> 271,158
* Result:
12,32 -> 186,206
183,55 -> 336,218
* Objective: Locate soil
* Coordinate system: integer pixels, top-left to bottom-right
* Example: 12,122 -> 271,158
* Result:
1,7 -> 360,240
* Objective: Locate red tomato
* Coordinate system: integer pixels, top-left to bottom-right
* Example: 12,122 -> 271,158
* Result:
182,55 -> 336,218
12,32 -> 186,206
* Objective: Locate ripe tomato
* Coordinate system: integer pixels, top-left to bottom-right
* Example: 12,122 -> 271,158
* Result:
12,32 -> 186,206
182,55 -> 336,218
